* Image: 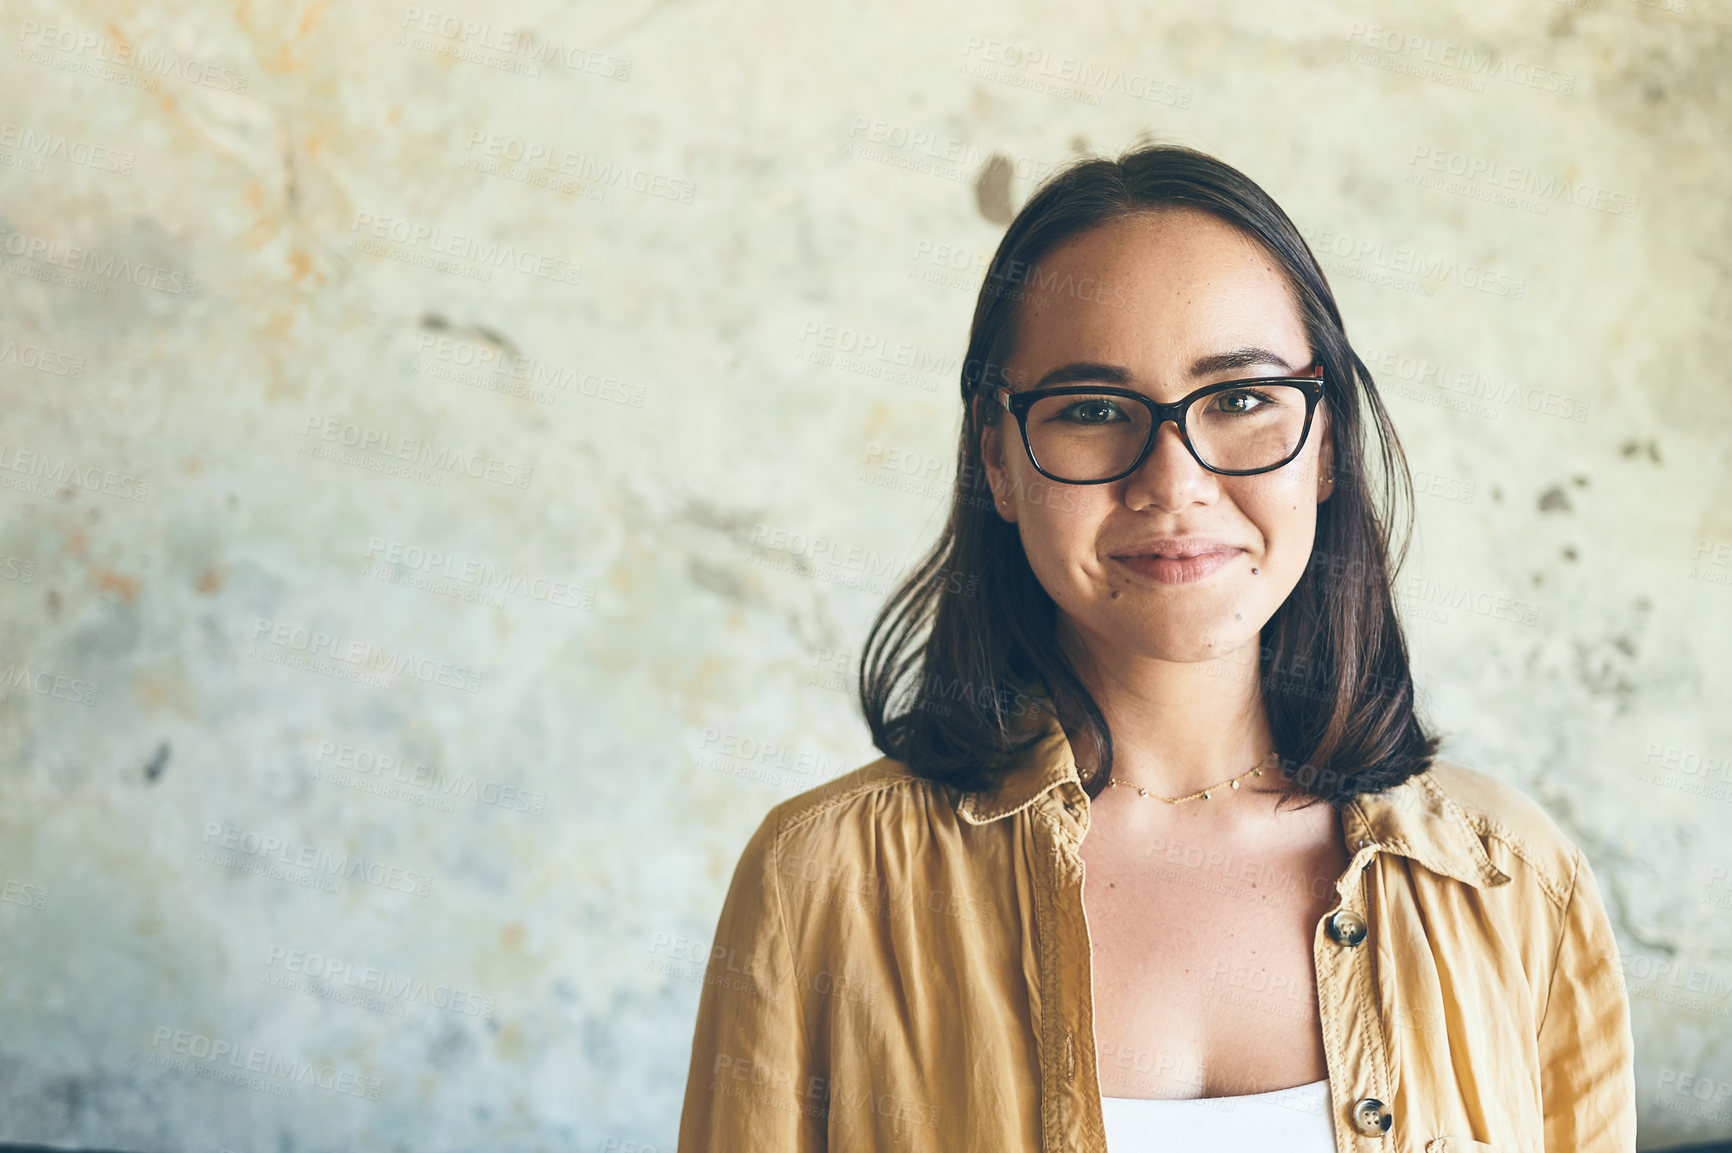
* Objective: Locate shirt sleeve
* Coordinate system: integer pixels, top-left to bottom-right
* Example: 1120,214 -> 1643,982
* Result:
677,805 -> 826,1152
1535,846 -> 1637,1153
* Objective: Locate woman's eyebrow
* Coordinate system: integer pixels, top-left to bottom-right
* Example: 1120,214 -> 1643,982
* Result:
1190,347 -> 1298,375
1031,362 -> 1130,388
1030,347 -> 1298,390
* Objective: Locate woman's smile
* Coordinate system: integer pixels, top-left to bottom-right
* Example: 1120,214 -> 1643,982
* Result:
1109,548 -> 1243,584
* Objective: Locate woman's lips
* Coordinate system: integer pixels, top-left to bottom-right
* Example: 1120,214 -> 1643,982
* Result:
1110,549 -> 1242,584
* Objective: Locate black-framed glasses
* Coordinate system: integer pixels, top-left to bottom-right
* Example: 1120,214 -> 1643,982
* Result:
990,365 -> 1326,484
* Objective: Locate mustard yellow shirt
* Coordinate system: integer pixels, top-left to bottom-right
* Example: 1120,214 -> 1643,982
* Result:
677,711 -> 1637,1152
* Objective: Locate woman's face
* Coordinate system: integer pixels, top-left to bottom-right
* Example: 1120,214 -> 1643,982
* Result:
979,208 -> 1334,672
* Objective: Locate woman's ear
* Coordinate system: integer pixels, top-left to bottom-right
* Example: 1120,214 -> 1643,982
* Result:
1315,404 -> 1335,505
977,406 -> 1018,523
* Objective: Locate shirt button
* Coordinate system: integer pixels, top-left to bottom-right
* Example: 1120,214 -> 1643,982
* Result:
1325,908 -> 1369,947
1350,1096 -> 1393,1137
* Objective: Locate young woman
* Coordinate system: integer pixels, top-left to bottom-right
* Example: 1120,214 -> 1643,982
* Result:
677,144 -> 1635,1152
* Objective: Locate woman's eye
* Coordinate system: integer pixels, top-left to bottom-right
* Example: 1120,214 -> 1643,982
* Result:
1060,399 -> 1122,423
1214,389 -> 1264,414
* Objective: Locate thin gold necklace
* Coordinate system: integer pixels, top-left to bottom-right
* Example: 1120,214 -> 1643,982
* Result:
1106,750 -> 1279,803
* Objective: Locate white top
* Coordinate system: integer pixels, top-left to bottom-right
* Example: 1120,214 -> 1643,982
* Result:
1100,1078 -> 1336,1152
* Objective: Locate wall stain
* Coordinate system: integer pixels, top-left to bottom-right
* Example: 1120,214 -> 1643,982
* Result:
975,153 -> 1015,225
143,741 -> 171,783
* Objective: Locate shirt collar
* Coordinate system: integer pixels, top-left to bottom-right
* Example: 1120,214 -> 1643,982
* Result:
956,705 -> 1510,889
955,706 -> 1081,824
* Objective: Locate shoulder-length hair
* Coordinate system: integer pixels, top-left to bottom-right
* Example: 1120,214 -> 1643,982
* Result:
857,142 -> 1438,814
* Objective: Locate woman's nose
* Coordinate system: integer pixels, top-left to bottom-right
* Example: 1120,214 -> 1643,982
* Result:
1121,420 -> 1218,510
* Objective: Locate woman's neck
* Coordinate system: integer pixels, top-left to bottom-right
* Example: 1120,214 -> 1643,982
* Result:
1060,624 -> 1277,804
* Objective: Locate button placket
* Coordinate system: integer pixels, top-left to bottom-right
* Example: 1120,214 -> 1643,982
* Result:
1039,800 -> 1098,1150
1323,827 -> 1395,1144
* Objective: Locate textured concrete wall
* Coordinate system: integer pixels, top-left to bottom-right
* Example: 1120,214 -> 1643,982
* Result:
0,0 -> 1728,1149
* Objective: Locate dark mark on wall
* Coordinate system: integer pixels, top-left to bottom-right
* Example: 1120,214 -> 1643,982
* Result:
975,153 -> 1014,225
143,740 -> 170,783
1619,438 -> 1661,464
419,312 -> 521,360
472,324 -> 511,349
